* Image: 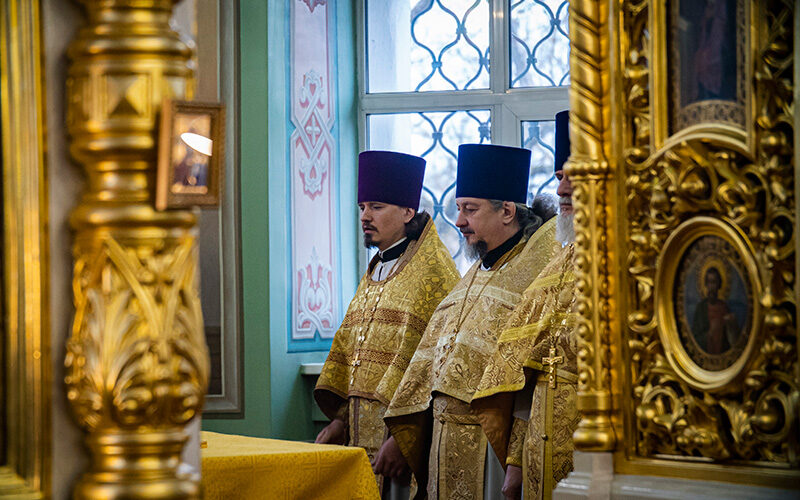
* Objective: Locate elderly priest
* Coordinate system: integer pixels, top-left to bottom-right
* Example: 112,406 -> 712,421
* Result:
385,144 -> 559,499
315,150 -> 460,495
472,110 -> 579,500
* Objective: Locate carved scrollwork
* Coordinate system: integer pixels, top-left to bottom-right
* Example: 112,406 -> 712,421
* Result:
65,238 -> 208,432
568,0 -> 617,452
622,0 -> 798,468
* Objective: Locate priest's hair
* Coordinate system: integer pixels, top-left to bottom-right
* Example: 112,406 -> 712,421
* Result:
405,210 -> 431,241
488,194 -> 557,237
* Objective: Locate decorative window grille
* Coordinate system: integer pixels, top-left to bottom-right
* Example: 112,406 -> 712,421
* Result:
361,0 -> 571,273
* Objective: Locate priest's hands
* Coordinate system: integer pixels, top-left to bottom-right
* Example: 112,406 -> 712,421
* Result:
315,418 -> 346,445
372,436 -> 409,479
502,465 -> 523,500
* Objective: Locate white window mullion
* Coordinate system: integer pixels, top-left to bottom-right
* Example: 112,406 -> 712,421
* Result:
356,0 -> 367,97
360,88 -> 569,116
361,90 -> 496,114
506,91 -> 571,122
492,103 -> 520,147
502,103 -> 523,148
490,0 -> 510,94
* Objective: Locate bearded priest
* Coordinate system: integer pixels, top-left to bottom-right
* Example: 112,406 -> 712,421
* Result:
314,150 -> 460,495
471,110 -> 579,500
384,144 -> 559,499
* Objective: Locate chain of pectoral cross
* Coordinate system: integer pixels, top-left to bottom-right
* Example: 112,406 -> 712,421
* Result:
541,244 -> 576,389
349,258 -> 402,384
434,250 -> 517,377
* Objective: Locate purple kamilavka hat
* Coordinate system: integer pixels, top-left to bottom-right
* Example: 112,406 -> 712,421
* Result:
357,150 -> 426,209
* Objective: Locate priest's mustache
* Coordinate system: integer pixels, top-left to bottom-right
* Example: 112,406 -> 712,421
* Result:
460,229 -> 475,235
362,224 -> 377,231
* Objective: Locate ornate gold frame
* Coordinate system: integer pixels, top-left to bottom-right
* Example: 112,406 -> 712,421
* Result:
0,0 -> 50,497
569,0 -> 798,489
654,216 -> 762,391
651,0 -> 756,153
155,98 -> 226,210
662,0 -> 751,142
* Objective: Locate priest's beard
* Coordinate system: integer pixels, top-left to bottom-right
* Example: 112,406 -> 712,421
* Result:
362,224 -> 378,248
556,212 -> 575,246
465,240 -> 489,261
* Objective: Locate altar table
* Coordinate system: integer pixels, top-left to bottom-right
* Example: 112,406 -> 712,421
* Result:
201,431 -> 380,499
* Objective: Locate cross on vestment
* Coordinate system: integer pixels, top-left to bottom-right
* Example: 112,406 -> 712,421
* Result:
433,332 -> 458,377
350,357 -> 362,384
542,346 -> 563,389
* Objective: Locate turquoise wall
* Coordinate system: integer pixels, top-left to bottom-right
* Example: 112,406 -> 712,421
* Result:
203,0 -> 357,440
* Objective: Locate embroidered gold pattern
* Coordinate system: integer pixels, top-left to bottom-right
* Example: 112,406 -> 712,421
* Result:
316,218 -> 459,412
386,219 -> 560,488
472,244 -> 581,500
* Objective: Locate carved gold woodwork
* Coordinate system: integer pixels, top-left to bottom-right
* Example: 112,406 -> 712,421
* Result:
64,1 -> 209,498
1,0 -> 50,498
567,0 -> 618,452
572,0 -> 800,486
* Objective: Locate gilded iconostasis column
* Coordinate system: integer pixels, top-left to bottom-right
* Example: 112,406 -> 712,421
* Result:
567,0 -> 618,452
64,1 -> 208,498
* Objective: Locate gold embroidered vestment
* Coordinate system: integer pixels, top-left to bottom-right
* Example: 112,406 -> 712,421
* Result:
472,243 -> 579,500
315,218 -> 459,471
385,218 -> 559,497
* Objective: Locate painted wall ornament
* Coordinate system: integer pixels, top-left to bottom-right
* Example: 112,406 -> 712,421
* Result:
289,0 -> 340,350
301,0 -> 327,13
296,247 -> 336,337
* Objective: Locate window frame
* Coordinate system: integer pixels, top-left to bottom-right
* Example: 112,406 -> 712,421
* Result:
356,0 -> 570,270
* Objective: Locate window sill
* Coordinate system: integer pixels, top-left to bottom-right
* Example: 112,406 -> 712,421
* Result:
299,362 -> 324,376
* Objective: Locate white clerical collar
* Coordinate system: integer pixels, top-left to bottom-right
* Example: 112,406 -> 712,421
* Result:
371,237 -> 409,281
377,237 -> 407,260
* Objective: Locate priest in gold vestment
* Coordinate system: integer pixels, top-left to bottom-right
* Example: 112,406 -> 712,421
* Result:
472,111 -> 579,500
385,144 -> 559,499
315,151 -> 460,494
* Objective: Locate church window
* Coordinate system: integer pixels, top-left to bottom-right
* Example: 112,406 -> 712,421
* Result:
361,0 -> 571,272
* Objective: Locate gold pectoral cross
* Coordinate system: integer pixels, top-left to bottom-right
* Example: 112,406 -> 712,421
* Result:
542,346 -> 563,388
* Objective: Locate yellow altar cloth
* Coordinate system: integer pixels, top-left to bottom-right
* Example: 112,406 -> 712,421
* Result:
201,431 -> 380,500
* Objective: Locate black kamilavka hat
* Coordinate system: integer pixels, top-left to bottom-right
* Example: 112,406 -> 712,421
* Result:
455,144 -> 531,203
555,110 -> 570,173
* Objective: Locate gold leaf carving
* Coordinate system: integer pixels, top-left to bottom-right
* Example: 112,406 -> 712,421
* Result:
568,0 -> 617,452
621,0 -> 798,468
105,74 -> 149,118
65,237 -> 208,431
